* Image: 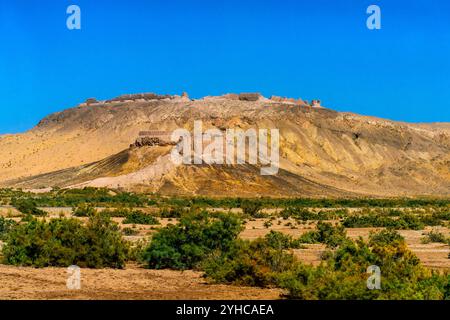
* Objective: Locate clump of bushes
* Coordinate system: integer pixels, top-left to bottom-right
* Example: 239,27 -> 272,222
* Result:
0,217 -> 17,240
294,222 -> 348,248
73,206 -> 159,225
202,227 -> 449,299
122,227 -> 139,236
265,231 -> 302,249
2,214 -> 129,268
142,211 -> 243,270
421,230 -> 448,244
368,228 -> 404,246
280,207 -> 346,221
72,204 -> 97,217
123,211 -> 159,225
158,206 -> 187,218
101,207 -> 132,217
240,200 -> 266,218
343,213 -> 424,230
11,198 -> 47,216
202,231 -> 297,287
277,234 -> 449,300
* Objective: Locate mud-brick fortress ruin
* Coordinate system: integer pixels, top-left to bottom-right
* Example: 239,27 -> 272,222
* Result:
80,92 -> 323,109
79,92 -> 324,147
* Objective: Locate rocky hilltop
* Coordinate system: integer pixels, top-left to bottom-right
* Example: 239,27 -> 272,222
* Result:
0,92 -> 449,197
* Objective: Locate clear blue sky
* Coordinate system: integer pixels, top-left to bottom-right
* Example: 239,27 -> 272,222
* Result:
1,0 -> 450,133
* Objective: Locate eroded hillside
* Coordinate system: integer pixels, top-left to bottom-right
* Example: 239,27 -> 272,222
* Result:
1,93 -> 449,197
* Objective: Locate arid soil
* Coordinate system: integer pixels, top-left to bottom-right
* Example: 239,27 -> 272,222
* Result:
0,264 -> 282,300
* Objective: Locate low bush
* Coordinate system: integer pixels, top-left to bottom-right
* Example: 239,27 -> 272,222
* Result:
0,217 -> 17,240
343,213 -> 424,230
123,211 -> 159,225
368,229 -> 404,246
421,230 -> 447,244
202,237 -> 296,287
72,204 -> 97,217
143,211 -> 243,270
158,206 -> 187,218
122,227 -> 139,236
2,214 -> 129,268
280,207 -> 347,221
265,231 -> 301,249
11,198 -> 47,216
101,208 -> 132,217
240,200 -> 265,218
294,222 -> 348,248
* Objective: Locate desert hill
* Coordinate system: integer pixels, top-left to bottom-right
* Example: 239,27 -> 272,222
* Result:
0,93 -> 449,197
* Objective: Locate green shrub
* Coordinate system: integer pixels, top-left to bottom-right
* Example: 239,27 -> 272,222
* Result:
294,222 -> 348,248
240,200 -> 265,218
368,229 -> 404,246
202,237 -> 296,287
72,204 -> 97,217
294,231 -> 320,245
0,217 -> 17,240
122,227 -> 139,236
264,231 -> 298,249
101,207 -> 132,217
123,211 -> 159,225
143,211 -> 243,270
11,198 -> 47,216
158,206 -> 186,218
280,207 -> 314,221
2,214 -> 129,268
421,230 -> 447,244
419,215 -> 443,226
277,231 -> 449,300
343,213 -> 424,230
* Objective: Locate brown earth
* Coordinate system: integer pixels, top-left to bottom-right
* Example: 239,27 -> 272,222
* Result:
0,264 -> 282,300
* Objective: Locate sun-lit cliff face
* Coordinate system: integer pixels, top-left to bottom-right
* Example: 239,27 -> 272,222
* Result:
1,93 -> 449,197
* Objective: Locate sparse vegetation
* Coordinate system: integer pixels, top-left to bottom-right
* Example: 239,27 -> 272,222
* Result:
0,188 -> 449,299
277,234 -> 449,300
421,230 -> 448,244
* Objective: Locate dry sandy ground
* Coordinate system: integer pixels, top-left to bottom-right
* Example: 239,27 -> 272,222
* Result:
0,264 -> 282,300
